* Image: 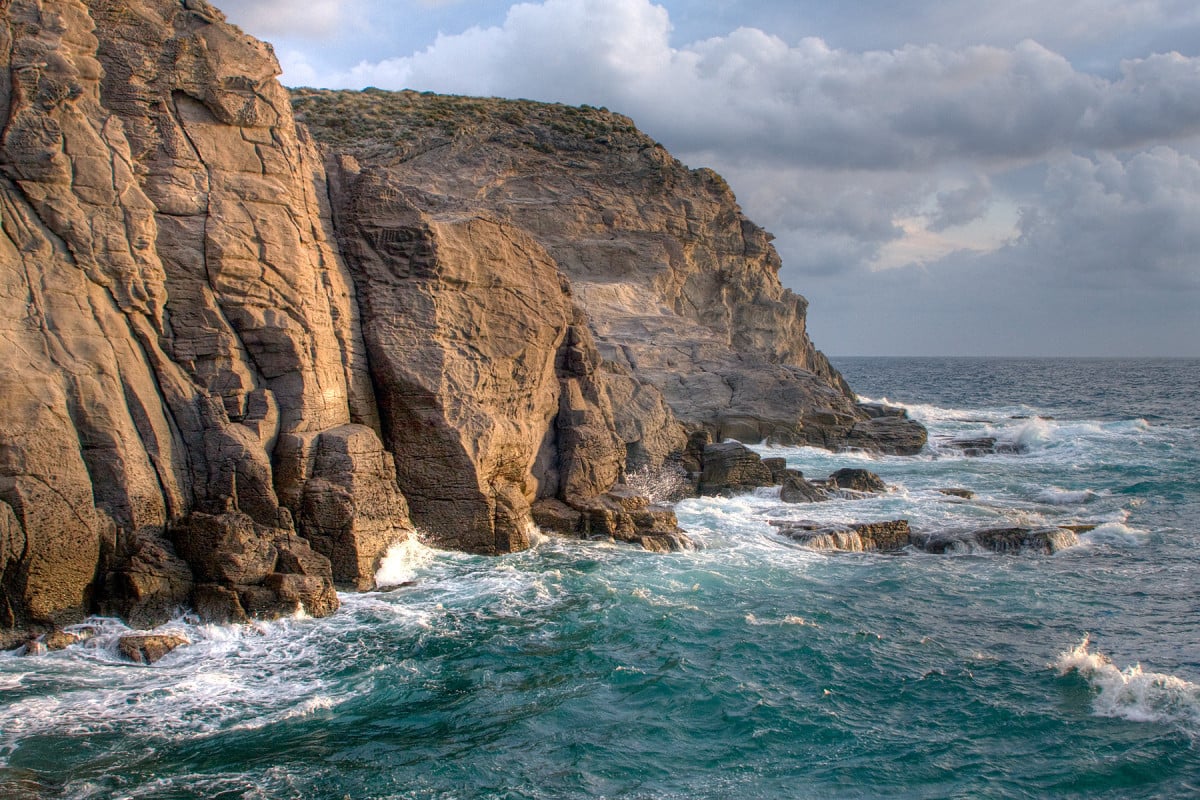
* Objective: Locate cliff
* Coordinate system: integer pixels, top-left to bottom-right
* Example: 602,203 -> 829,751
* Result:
0,0 -> 923,639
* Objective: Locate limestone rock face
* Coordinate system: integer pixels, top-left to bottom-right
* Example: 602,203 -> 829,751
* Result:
293,90 -> 924,453
0,1 -> 924,635
0,0 -> 403,630
326,161 -> 635,553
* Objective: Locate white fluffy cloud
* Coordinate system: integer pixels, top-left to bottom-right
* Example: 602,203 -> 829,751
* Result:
1008,147 -> 1200,288
239,0 -> 1200,354
218,0 -> 345,37
322,0 -> 1200,170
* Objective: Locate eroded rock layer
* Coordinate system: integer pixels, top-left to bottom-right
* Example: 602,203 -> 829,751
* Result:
0,0 -> 923,635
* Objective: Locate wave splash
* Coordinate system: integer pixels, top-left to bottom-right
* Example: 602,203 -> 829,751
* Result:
1058,636 -> 1200,739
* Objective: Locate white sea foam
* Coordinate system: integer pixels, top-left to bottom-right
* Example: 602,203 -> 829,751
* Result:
374,534 -> 439,588
1035,487 -> 1101,505
1079,522 -> 1148,547
0,614 -> 362,756
1058,637 -> 1200,738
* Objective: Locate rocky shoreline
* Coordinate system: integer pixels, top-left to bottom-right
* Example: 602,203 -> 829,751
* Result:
0,0 -> 925,645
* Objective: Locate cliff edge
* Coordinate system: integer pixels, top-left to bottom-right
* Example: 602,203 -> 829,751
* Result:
0,0 -> 923,639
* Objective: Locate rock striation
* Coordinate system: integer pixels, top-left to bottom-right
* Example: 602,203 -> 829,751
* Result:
0,0 -> 924,637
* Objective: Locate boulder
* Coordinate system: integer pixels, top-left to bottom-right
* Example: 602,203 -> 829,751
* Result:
761,458 -> 790,485
845,416 -> 928,455
780,474 -> 829,504
937,488 -> 976,499
98,530 -> 194,629
575,488 -> 693,552
698,442 -> 775,496
118,633 -> 190,664
170,512 -> 339,620
829,469 -> 888,494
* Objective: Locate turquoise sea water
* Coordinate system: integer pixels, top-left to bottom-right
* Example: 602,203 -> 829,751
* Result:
2,358 -> 1199,799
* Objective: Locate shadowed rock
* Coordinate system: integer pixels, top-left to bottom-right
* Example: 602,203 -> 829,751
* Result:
780,474 -> 829,504
771,520 -> 912,552
829,469 -> 888,493
698,442 -> 775,496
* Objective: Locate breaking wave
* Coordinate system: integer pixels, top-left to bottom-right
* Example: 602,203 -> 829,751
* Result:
1058,637 -> 1200,739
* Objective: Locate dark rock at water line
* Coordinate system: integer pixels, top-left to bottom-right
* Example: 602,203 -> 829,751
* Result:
780,473 -> 829,504
844,415 -> 928,455
698,442 -> 776,496
828,469 -> 888,494
910,527 -> 1080,555
118,633 -> 190,665
769,519 -> 1083,556
770,520 -> 912,552
937,488 -> 976,499
939,437 -> 1023,456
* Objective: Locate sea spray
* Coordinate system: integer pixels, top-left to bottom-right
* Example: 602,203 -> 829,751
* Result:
374,535 -> 439,588
1058,636 -> 1200,739
4,358 -> 1198,798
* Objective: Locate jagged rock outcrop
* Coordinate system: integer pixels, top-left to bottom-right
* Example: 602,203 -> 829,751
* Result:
0,0 -> 402,630
292,89 -> 926,456
0,0 -> 921,636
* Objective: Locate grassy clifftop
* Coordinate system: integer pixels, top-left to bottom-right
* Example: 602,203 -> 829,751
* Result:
290,88 -> 658,160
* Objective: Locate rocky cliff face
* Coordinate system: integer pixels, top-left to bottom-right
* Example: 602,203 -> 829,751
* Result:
0,0 -> 922,639
292,90 -> 882,455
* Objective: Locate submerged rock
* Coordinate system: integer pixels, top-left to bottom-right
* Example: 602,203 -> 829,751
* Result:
937,488 -> 976,499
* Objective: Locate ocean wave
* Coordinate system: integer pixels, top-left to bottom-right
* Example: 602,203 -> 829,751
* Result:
1078,522 -> 1148,548
0,614 -> 360,755
1034,487 -> 1102,505
374,535 -> 440,587
1057,637 -> 1200,738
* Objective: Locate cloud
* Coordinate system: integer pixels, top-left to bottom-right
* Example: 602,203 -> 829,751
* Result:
261,0 -> 1200,354
219,0 -> 346,37
316,0 -> 1200,172
1005,146 -> 1200,288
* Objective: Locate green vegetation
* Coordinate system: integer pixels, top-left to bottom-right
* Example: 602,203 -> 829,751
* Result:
289,88 -> 649,158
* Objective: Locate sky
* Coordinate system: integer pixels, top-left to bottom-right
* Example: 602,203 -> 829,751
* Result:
217,0 -> 1200,356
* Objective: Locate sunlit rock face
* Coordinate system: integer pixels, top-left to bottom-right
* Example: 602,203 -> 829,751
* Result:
0,0 -> 921,635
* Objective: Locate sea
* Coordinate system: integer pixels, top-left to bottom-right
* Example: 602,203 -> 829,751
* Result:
2,357 -> 1199,799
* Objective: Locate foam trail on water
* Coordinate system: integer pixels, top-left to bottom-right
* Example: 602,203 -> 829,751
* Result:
1058,637 -> 1200,738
